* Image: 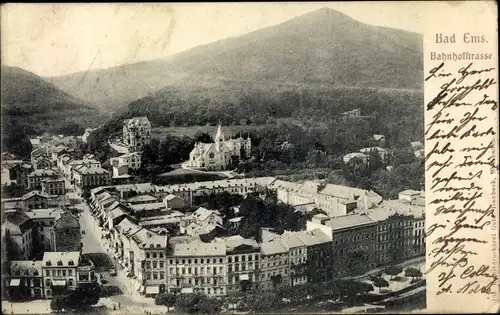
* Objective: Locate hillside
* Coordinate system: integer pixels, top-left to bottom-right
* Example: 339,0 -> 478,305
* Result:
1,66 -> 108,157
49,8 -> 423,111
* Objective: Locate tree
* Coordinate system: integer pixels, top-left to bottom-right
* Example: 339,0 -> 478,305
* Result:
245,291 -> 281,312
384,265 -> 403,280
197,296 -> 222,314
371,277 -> 389,293
174,293 -> 204,314
155,292 -> 177,310
64,281 -> 101,310
50,297 -> 67,312
404,267 -> 423,282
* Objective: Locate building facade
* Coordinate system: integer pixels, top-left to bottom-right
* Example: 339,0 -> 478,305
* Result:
123,117 -> 152,151
188,124 -> 251,171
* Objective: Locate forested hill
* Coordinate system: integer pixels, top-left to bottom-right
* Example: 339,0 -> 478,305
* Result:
1,66 -> 107,157
48,7 -> 423,111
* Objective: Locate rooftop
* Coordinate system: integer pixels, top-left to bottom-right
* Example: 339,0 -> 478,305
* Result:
127,194 -> 158,203
173,239 -> 226,257
42,251 -> 80,267
131,202 -> 166,212
325,213 -> 377,231
10,260 -> 43,277
261,238 -> 288,255
22,190 -> 51,200
25,208 -> 65,220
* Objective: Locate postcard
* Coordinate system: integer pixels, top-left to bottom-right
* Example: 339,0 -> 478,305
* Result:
1,2 -> 498,314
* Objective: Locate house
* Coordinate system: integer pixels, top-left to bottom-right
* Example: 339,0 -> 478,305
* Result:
127,194 -> 159,205
123,117 -> 152,151
373,134 -> 386,142
343,152 -> 368,164
307,213 -> 378,277
192,207 -> 223,226
359,147 -> 389,162
1,160 -> 23,186
27,169 -> 60,190
1,210 -> 34,260
72,166 -> 110,195
41,178 -> 66,195
168,239 -> 226,296
24,208 -> 81,252
6,260 -> 44,300
21,190 -> 51,209
42,251 -> 96,298
214,236 -> 260,295
51,211 -> 82,252
398,190 -> 424,202
163,194 -> 186,210
259,239 -> 290,290
128,229 -> 168,296
110,152 -> 142,170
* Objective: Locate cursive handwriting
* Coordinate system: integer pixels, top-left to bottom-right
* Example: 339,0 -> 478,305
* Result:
426,61 -> 498,297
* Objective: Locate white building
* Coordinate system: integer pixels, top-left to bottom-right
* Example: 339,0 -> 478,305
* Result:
188,124 -> 251,171
123,117 -> 152,151
111,152 -> 142,170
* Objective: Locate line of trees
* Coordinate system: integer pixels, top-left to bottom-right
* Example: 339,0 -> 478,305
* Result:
155,292 -> 222,314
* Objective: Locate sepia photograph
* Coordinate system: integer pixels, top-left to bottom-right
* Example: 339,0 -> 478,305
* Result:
1,2 -> 432,314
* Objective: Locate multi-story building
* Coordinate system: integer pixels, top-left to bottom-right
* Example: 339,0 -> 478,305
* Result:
123,117 -> 152,151
27,169 -> 60,190
308,212 -> 378,277
168,239 -> 227,296
163,194 -> 186,210
25,208 -> 81,252
41,178 -> 66,195
214,236 -> 260,295
126,229 -> 168,296
268,180 -> 383,217
366,206 -> 414,266
42,251 -> 80,298
280,232 -> 308,286
7,260 -> 44,300
42,252 -> 96,299
1,210 -> 34,260
21,190 -> 52,209
259,238 -> 290,291
32,156 -> 53,170
110,152 -> 142,170
73,166 -> 110,195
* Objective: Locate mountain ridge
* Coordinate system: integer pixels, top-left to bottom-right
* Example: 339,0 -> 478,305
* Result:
1,65 -> 107,157
48,7 -> 423,111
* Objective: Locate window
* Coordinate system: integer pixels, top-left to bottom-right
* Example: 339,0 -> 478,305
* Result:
160,272 -> 165,279
153,261 -> 158,268
152,252 -> 157,259
46,279 -> 51,287
46,270 -> 50,276
68,279 -> 74,286
146,253 -> 150,259
147,272 -> 152,280
160,261 -> 164,268
62,270 -> 66,277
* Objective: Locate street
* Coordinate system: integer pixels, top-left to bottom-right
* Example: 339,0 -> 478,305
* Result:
67,186 -> 152,310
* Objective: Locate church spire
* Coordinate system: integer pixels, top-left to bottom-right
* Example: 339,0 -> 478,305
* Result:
215,121 -> 225,143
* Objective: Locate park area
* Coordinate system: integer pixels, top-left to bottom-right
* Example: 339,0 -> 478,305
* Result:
363,261 -> 426,295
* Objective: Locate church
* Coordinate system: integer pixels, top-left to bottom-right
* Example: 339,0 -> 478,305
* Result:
187,124 -> 251,171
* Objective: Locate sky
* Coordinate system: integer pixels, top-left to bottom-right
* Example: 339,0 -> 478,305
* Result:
1,2 -> 430,77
